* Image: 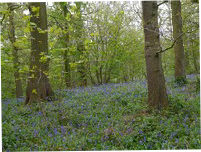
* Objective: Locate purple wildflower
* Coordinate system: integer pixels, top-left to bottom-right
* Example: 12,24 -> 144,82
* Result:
175,138 -> 179,143
139,140 -> 143,144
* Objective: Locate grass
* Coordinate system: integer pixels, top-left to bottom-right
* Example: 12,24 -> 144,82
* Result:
2,74 -> 200,151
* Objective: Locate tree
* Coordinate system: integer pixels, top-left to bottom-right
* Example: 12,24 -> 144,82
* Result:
7,3 -> 23,98
25,2 -> 54,104
171,0 -> 186,84
142,1 -> 168,109
61,2 -> 71,88
75,2 -> 88,86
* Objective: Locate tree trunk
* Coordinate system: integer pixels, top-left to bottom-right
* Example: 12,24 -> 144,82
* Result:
76,2 -> 87,86
171,0 -> 186,83
142,1 -> 168,109
77,43 -> 87,86
185,34 -> 191,74
8,3 -> 23,98
25,2 -> 54,104
192,50 -> 199,74
63,4 -> 71,88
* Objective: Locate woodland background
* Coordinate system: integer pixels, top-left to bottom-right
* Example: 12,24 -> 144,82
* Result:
1,1 -> 200,151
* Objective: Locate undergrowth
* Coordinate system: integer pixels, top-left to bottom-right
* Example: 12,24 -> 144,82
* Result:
2,75 -> 200,150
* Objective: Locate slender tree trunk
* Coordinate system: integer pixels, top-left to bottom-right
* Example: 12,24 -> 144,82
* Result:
171,0 -> 186,83
25,2 -> 54,104
88,63 -> 96,85
99,65 -> 103,84
192,51 -> 199,74
76,2 -> 87,87
77,43 -> 87,86
7,3 -> 23,98
63,5 -> 71,88
142,1 -> 168,109
185,34 -> 191,74
96,69 -> 100,84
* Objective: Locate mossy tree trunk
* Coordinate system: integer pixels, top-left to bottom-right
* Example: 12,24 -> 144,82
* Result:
25,2 -> 54,104
142,1 -> 168,109
7,3 -> 23,98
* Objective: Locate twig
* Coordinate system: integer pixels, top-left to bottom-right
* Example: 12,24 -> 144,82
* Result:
157,1 -> 168,7
156,32 -> 184,55
0,13 -> 6,25
49,14 -> 64,30
156,29 -> 198,55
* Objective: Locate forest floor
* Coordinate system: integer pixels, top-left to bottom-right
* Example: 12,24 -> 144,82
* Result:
2,74 -> 200,151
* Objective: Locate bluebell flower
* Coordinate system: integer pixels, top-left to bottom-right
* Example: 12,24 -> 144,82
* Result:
61,126 -> 65,134
139,130 -> 143,134
34,130 -> 38,137
172,132 -> 177,136
44,140 -> 47,145
139,140 -> 143,144
32,122 -> 36,127
157,132 -> 161,137
175,138 -> 179,143
144,136 -> 146,142
105,146 -> 109,150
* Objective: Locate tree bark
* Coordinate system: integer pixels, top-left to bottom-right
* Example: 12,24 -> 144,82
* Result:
142,1 -> 168,109
63,4 -> 71,88
171,0 -> 186,83
7,3 -> 23,98
76,2 -> 87,86
185,34 -> 191,74
25,2 -> 54,104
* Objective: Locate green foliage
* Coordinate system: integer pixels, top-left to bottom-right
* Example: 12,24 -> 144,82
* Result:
174,76 -> 187,86
1,1 -> 200,150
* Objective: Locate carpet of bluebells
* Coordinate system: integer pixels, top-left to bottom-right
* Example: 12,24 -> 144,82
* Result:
2,74 -> 200,151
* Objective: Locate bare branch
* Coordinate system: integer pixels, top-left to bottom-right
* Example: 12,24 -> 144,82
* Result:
156,32 -> 184,55
49,14 -> 64,30
157,1 -> 167,7
156,29 -> 199,55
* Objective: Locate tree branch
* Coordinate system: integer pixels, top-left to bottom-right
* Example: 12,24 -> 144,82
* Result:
157,1 -> 168,7
156,32 -> 184,55
49,14 -> 64,30
0,13 -> 6,25
156,29 -> 199,56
